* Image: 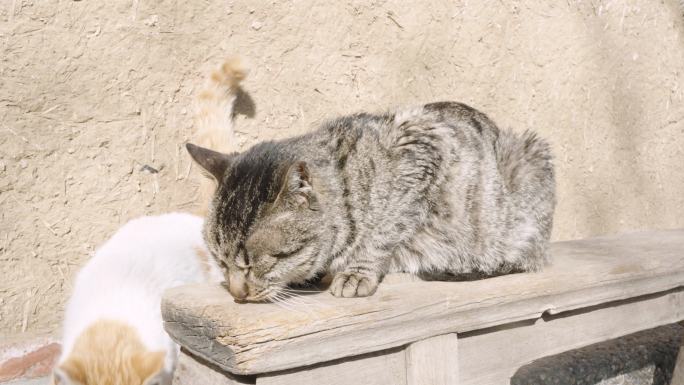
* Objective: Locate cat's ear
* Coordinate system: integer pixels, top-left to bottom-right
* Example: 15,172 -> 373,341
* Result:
281,161 -> 320,210
53,359 -> 85,385
186,143 -> 232,182
133,351 -> 166,385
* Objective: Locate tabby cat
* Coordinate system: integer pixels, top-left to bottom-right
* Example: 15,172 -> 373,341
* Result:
187,101 -> 555,300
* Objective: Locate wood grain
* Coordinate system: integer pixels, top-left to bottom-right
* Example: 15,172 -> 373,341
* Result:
162,229 -> 684,375
405,334 -> 458,385
256,349 -> 406,385
173,351 -> 254,385
458,289 -> 684,384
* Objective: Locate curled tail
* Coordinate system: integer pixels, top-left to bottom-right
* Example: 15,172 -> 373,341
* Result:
193,58 -> 247,214
495,129 -> 556,269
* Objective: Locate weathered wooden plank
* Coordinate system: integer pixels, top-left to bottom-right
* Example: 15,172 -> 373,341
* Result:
457,289 -> 684,385
162,229 -> 684,374
406,334 -> 458,385
173,351 -> 254,385
256,348 -> 406,385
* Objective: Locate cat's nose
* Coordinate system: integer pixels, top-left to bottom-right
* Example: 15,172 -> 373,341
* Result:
228,273 -> 248,302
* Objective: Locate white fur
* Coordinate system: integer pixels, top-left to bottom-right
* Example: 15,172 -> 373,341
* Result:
58,213 -> 222,380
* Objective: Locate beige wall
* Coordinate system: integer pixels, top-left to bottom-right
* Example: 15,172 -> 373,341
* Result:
1,0 -> 683,338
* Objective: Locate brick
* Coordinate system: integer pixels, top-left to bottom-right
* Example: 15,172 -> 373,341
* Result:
0,343 -> 60,382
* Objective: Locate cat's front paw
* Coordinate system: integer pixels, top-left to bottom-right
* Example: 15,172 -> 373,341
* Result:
329,271 -> 379,297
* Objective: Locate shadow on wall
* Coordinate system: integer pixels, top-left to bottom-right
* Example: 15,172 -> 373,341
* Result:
235,88 -> 256,119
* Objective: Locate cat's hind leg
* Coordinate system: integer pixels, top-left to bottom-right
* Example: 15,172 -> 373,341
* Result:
496,129 -> 555,270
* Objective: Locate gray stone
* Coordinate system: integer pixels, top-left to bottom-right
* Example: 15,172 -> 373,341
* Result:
511,324 -> 683,385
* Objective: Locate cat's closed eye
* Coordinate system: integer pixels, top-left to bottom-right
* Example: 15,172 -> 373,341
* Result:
271,243 -> 308,258
272,250 -> 295,258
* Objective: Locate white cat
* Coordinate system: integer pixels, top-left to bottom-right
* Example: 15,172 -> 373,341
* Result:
55,213 -> 222,385
53,58 -> 245,385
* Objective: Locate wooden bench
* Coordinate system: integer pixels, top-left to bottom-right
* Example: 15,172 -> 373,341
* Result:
162,229 -> 684,385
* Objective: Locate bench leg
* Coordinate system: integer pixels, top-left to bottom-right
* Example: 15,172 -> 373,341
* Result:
673,331 -> 684,385
405,333 -> 459,385
173,350 -> 254,385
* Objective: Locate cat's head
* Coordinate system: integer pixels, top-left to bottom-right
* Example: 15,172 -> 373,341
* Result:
53,320 -> 166,385
187,143 -> 326,302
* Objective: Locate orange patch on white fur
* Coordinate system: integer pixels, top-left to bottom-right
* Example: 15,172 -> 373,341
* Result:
55,320 -> 164,385
214,58 -> 247,87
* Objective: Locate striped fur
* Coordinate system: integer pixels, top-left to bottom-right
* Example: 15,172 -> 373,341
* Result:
188,101 -> 555,299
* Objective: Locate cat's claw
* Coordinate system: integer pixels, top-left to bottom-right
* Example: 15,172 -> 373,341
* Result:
330,272 -> 378,297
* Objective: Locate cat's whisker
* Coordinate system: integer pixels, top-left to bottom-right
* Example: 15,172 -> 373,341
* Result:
284,294 -> 322,307
281,289 -> 327,302
278,288 -> 308,298
281,296 -> 311,307
272,300 -> 296,313
277,284 -> 323,295
279,290 -> 312,300
276,291 -> 328,313
262,283 -> 329,313
280,295 -> 310,308
269,295 -> 295,312
269,291 -> 308,314
273,291 -> 321,315
282,288 -> 321,294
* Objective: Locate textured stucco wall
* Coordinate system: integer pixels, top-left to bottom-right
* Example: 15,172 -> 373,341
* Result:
1,0 -> 683,338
